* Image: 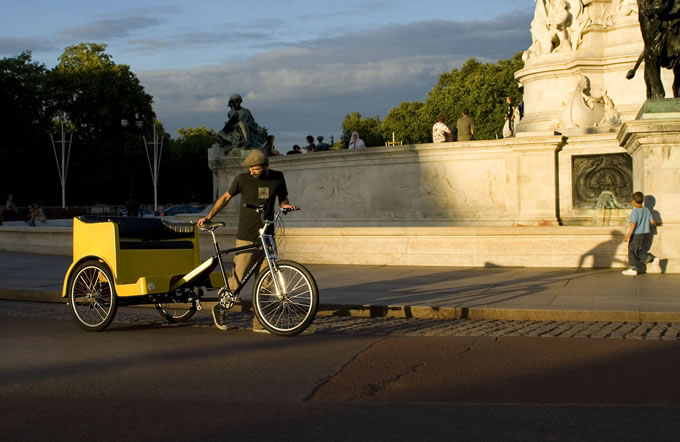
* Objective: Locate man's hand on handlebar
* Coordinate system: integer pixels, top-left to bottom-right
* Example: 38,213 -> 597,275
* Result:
281,203 -> 298,212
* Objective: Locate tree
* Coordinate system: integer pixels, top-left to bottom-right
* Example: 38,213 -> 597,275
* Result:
162,126 -> 217,204
48,43 -> 156,204
421,53 -> 525,140
340,112 -> 384,148
382,101 -> 430,144
357,52 -> 525,144
0,52 -> 54,206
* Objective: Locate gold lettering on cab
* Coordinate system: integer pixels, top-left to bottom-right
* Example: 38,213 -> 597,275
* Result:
258,187 -> 269,199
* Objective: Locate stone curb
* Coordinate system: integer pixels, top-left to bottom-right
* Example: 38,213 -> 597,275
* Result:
3,288 -> 680,323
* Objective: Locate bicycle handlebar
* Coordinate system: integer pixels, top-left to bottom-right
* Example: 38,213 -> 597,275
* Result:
244,203 -> 300,217
201,205 -> 299,232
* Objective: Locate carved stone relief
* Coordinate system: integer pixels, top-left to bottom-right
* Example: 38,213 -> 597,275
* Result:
572,153 -> 632,208
554,75 -> 622,129
605,0 -> 639,26
524,0 -> 595,63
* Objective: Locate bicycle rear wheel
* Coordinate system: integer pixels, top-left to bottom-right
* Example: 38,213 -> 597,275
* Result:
252,260 -> 318,336
68,260 -> 117,332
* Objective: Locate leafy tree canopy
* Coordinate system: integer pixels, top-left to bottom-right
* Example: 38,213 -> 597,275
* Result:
340,112 -> 384,148
161,125 -> 217,204
421,53 -> 524,140
0,44 -> 157,206
340,52 -> 524,145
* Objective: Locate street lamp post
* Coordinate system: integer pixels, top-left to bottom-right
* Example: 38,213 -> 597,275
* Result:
143,123 -> 164,213
121,115 -> 164,213
49,111 -> 73,209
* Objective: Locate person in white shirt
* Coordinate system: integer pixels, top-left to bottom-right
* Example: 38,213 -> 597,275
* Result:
348,131 -> 366,149
432,114 -> 452,143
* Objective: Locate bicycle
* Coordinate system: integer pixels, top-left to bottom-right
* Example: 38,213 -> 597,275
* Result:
201,204 -> 319,336
64,206 -> 318,336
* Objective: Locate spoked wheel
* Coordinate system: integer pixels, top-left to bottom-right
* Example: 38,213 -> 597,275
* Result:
68,260 -> 118,332
252,260 -> 318,337
156,289 -> 198,323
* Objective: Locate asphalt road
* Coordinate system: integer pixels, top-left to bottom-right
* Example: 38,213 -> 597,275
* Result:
2,303 -> 680,441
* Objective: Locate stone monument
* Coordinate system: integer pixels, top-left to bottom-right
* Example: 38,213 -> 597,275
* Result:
516,0 -> 675,135
217,94 -> 262,152
199,0 -> 680,271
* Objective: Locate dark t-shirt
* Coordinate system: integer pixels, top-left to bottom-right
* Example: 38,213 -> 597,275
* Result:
228,169 -> 288,241
456,115 -> 474,141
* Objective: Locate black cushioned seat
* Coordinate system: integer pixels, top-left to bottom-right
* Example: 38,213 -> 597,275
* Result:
119,241 -> 194,250
78,216 -> 195,244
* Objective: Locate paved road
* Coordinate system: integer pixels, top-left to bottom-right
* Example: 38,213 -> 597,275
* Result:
2,307 -> 680,441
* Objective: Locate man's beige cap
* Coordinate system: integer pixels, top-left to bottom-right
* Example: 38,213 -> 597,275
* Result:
241,150 -> 267,167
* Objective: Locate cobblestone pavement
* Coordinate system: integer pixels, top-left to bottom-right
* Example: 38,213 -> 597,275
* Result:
2,300 -> 680,340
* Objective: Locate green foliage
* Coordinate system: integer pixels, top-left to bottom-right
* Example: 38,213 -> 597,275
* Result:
0,52 -> 55,205
420,53 -> 525,140
56,43 -> 114,72
161,126 -> 217,203
382,101 -> 430,144
0,44 -> 157,206
343,52 -> 525,144
340,112 -> 385,148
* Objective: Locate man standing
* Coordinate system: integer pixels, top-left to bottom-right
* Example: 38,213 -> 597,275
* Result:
456,109 -> 475,141
198,150 -> 296,330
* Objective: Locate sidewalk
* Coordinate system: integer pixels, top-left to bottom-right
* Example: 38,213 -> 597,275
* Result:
1,251 -> 678,322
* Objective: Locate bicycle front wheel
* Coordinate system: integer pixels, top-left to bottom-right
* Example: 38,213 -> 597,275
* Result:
252,260 -> 318,336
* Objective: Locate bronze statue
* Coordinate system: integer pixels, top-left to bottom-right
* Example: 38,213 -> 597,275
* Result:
217,94 -> 262,151
626,0 -> 680,98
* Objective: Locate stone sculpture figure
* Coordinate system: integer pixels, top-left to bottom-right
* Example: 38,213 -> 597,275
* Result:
524,0 -> 593,63
605,0 -> 638,26
547,0 -> 573,52
596,90 -> 622,126
555,75 -> 605,128
626,0 -> 680,98
217,94 -> 262,152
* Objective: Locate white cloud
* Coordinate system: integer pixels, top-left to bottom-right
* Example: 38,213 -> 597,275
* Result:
138,13 -> 532,148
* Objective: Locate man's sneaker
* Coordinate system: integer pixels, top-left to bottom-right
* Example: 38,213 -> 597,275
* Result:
252,317 -> 270,334
646,254 -> 656,264
212,304 -> 228,331
621,268 -> 638,276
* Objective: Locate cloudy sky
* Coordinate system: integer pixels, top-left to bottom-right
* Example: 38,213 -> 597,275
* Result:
2,0 -> 535,149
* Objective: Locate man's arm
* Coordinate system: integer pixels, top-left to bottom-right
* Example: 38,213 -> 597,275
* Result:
197,191 -> 232,226
625,222 -> 636,242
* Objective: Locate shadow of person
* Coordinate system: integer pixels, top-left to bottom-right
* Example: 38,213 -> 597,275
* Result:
577,229 -> 627,269
643,194 -> 666,272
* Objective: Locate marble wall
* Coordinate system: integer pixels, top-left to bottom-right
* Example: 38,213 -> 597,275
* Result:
208,137 -> 564,228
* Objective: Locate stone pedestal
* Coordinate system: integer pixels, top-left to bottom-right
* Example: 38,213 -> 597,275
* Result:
618,101 -> 680,271
515,0 -> 675,135
207,138 -> 563,228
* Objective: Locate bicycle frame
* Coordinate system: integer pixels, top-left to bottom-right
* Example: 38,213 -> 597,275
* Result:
204,208 -> 285,299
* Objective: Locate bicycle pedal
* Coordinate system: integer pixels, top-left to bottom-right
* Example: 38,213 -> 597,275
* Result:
195,300 -> 203,311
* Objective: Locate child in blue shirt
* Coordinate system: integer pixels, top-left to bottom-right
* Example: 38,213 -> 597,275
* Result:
623,192 -> 656,275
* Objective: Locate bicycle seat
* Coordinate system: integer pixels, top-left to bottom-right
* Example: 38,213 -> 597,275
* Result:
199,221 -> 225,232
